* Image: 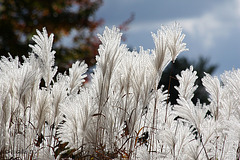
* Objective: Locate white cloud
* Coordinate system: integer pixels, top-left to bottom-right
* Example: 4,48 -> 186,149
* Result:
179,14 -> 225,49
181,0 -> 240,49
129,0 -> 240,50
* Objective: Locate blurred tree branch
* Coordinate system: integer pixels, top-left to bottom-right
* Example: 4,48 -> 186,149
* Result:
0,0 -> 133,72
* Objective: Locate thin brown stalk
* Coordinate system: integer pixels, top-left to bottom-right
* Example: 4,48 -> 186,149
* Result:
165,63 -> 173,123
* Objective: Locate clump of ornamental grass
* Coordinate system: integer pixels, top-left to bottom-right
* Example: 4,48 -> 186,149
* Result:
0,23 -> 240,160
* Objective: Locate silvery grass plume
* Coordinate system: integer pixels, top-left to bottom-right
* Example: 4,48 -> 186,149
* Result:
3,22 -> 240,159
0,28 -> 88,159
172,66 -> 240,160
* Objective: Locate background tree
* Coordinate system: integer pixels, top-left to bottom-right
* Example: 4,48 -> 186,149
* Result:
0,0 -> 104,72
159,56 -> 218,105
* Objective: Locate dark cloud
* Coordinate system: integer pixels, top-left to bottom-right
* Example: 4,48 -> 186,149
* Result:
97,0 -> 225,25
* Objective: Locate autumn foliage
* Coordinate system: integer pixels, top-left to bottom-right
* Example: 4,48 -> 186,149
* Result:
0,0 -> 103,70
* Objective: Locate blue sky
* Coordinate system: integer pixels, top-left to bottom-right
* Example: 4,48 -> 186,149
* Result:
96,0 -> 240,75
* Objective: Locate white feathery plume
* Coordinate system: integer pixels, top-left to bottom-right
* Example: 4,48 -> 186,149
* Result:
151,27 -> 171,81
174,99 -> 223,159
164,22 -> 188,63
29,27 -> 57,88
90,27 -> 130,151
0,57 -> 13,126
58,88 -> 96,154
51,73 -> 69,126
151,23 -> 188,84
175,65 -> 198,101
0,56 -> 20,116
174,67 -> 228,159
174,97 -> 206,133
174,124 -> 195,159
158,120 -> 194,159
220,69 -> 240,122
0,54 -> 41,155
220,69 -> 240,159
223,118 -> 240,159
117,47 -> 155,138
21,53 -> 43,105
0,82 -> 11,150
114,51 -> 137,137
0,23 -> 195,159
221,69 -> 240,105
202,73 -> 222,120
18,63 -> 41,107
174,66 -> 202,126
69,60 -> 88,94
144,86 -> 168,128
173,67 -> 217,159
145,93 -> 170,158
130,47 -> 155,112
34,89 -> 51,135
92,26 -> 127,108
0,54 -> 41,151
220,69 -> 240,124
96,26 -> 125,74
0,54 -> 20,73
219,90 -> 236,120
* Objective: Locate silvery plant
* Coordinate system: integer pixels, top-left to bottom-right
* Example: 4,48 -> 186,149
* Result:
0,23 -> 240,159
